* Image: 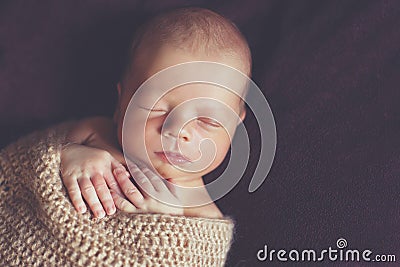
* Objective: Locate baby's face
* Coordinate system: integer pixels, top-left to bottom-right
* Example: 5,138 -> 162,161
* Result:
115,45 -> 247,184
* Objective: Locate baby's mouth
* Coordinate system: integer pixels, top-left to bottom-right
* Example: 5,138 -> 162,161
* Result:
154,151 -> 192,165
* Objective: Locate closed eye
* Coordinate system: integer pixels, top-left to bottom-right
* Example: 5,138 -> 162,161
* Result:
138,106 -> 167,114
197,117 -> 222,128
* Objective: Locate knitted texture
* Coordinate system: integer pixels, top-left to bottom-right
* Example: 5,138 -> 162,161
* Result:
0,122 -> 234,266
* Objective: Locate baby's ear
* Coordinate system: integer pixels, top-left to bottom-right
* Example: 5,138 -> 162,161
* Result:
117,82 -> 122,98
237,104 -> 246,125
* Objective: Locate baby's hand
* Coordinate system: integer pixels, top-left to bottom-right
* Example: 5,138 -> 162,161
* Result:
111,163 -> 183,216
60,143 -> 131,218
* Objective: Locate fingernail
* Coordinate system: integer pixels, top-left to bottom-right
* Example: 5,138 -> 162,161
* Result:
96,210 -> 105,218
78,206 -> 86,213
106,206 -> 116,215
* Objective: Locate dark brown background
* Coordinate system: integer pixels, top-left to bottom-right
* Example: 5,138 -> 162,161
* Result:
1,1 -> 399,266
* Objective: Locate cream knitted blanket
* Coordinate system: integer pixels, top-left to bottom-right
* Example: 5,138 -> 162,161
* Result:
0,122 -> 234,266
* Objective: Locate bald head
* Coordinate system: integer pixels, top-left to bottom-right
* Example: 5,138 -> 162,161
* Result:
121,7 -> 252,86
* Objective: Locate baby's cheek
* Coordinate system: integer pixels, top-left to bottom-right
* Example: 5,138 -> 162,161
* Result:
123,120 -> 148,159
215,133 -> 233,157
198,128 -> 231,156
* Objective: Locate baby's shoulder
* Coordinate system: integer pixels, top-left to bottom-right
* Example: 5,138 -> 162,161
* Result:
68,116 -> 115,145
78,116 -> 114,131
72,116 -> 113,137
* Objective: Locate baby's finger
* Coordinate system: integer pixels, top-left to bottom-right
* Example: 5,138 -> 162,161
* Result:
129,164 -> 156,195
63,175 -> 87,213
140,166 -> 181,206
78,177 -> 106,218
140,166 -> 168,193
111,159 -> 126,172
165,180 -> 179,199
110,190 -> 137,213
91,174 -> 116,215
104,170 -> 124,196
113,167 -> 145,208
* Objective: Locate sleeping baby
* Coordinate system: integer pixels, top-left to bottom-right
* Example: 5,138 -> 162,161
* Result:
60,7 -> 252,219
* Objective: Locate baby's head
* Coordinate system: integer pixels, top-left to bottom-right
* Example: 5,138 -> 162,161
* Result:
113,7 -> 252,185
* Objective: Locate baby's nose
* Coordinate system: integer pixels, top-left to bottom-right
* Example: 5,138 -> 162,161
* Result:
162,126 -> 190,142
161,116 -> 192,142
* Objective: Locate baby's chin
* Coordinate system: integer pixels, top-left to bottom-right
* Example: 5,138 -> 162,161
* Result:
151,161 -> 202,184
153,164 -> 189,180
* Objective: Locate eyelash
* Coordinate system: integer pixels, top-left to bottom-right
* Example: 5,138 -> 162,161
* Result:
140,106 -> 167,114
197,117 -> 221,128
139,106 -> 221,128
